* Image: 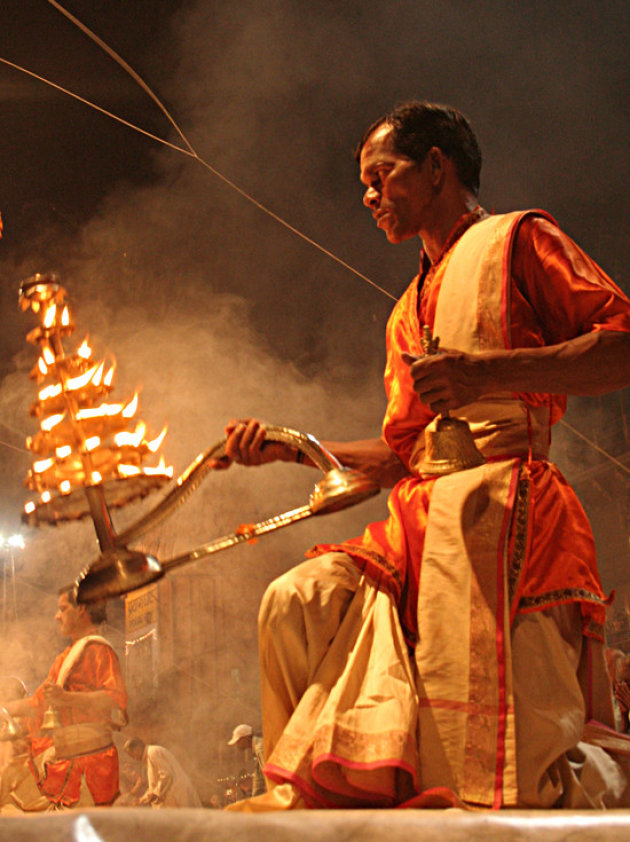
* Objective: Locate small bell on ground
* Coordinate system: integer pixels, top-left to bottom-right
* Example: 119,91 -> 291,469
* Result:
417,325 -> 486,477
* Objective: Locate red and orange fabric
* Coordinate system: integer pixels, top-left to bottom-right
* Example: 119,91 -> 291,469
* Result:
26,641 -> 127,807
311,210 -> 630,645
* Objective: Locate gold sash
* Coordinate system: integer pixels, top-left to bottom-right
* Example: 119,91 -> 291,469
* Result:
52,722 -> 113,760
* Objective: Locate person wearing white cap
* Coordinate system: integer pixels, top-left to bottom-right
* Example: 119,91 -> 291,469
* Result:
228,724 -> 265,796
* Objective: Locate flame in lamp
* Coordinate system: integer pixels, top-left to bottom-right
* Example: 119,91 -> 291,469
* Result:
20,274 -> 173,530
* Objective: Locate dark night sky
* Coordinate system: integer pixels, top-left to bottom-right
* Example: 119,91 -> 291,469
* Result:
0,0 -> 629,585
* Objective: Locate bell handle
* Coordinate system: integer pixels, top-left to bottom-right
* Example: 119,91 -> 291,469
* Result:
115,426 -> 343,545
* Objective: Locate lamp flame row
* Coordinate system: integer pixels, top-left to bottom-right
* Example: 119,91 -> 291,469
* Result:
20,275 -> 173,522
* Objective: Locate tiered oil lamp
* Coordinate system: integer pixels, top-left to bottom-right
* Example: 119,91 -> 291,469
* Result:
21,275 -> 173,528
19,275 -> 379,604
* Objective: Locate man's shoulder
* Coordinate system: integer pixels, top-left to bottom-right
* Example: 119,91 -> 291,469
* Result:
148,744 -> 172,760
80,636 -> 118,657
471,209 -> 557,236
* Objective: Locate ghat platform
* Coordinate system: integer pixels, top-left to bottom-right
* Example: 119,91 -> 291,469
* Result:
1,808 -> 630,841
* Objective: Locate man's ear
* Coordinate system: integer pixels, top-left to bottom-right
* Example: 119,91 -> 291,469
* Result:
428,147 -> 445,180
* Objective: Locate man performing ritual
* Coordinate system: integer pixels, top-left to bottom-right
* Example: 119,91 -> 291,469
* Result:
123,736 -> 202,808
218,100 -> 630,811
1,587 -> 128,811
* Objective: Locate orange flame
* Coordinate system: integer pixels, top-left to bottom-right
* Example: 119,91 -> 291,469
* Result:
66,364 -> 99,391
76,403 -> 123,420
43,305 -> 56,329
39,383 -> 62,401
118,464 -> 141,477
147,426 -> 167,453
77,338 -> 91,359
143,457 -> 174,478
122,393 -> 139,419
114,422 -> 146,448
91,362 -> 105,387
41,413 -> 64,432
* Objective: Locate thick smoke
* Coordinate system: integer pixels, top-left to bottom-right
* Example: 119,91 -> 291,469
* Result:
0,0 -> 628,801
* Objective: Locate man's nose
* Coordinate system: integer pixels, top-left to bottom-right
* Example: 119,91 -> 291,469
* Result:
363,187 -> 379,208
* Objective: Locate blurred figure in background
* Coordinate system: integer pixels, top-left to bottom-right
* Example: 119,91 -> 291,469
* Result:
123,736 -> 202,807
1,587 -> 127,811
606,648 -> 630,733
227,723 -> 265,797
116,761 -> 146,806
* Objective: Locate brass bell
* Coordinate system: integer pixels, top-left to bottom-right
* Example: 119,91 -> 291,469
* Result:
417,326 -> 486,477
41,706 -> 62,732
420,415 -> 486,476
0,706 -> 22,741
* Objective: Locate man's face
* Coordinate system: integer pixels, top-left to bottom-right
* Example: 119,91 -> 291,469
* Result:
54,593 -> 85,639
359,123 -> 434,244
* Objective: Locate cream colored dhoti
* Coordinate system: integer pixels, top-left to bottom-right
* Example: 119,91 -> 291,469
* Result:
236,552 -> 628,811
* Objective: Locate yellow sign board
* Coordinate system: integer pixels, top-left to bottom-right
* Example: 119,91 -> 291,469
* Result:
125,584 -> 158,634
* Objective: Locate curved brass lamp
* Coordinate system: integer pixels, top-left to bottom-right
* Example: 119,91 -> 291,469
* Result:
75,426 -> 379,604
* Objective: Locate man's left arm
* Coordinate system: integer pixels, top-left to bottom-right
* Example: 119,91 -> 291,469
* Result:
42,683 -> 119,715
142,748 -> 173,804
405,217 -> 630,413
404,329 -> 630,414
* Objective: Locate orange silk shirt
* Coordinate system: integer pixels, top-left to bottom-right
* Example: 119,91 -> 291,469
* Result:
311,211 -> 630,644
27,640 -> 128,807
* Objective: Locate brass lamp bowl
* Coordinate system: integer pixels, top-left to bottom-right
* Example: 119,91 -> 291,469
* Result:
75,426 -> 379,604
75,548 -> 163,604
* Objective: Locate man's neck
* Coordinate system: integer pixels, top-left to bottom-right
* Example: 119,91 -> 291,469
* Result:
69,624 -> 97,644
419,191 -> 479,264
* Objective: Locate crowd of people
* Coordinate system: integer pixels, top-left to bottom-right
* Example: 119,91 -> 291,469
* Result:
1,98 -> 630,812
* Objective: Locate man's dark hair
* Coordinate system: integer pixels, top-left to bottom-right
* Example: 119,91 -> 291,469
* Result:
355,100 -> 482,195
60,585 -> 107,625
124,737 -> 145,755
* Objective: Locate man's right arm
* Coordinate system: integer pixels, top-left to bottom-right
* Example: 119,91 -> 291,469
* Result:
3,697 -> 36,718
216,419 -> 408,488
315,437 -> 408,488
